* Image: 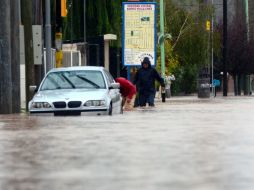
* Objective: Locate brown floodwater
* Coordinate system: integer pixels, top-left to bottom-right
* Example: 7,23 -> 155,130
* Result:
0,96 -> 254,190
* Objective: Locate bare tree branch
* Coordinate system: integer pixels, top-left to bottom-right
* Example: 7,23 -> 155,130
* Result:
172,14 -> 190,50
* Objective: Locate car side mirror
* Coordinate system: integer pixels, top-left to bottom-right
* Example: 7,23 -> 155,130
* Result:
29,85 -> 38,93
109,82 -> 120,90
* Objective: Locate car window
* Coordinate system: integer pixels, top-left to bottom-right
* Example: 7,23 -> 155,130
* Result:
40,70 -> 106,90
104,70 -> 115,85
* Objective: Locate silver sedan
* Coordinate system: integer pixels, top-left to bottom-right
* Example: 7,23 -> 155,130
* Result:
28,66 -> 122,115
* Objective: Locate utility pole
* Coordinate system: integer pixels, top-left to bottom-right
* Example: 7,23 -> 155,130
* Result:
83,0 -> 87,66
0,0 -> 12,114
211,0 -> 214,97
11,0 -> 21,113
160,0 -> 165,77
245,0 -> 251,95
159,0 -> 166,102
21,0 -> 35,110
45,0 -> 52,72
33,0 -> 43,86
56,0 -> 63,68
245,0 -> 250,42
223,0 -> 228,96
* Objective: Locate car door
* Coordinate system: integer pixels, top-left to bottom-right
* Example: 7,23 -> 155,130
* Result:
104,70 -> 121,113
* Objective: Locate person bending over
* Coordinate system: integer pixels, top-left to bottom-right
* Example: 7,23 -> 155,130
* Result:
115,77 -> 136,111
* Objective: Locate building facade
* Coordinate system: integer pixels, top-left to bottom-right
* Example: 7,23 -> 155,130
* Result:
248,0 -> 254,42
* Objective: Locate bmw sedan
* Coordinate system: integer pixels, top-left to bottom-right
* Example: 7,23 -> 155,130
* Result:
28,66 -> 122,115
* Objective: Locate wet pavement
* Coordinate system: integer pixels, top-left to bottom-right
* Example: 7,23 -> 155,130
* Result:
0,96 -> 254,190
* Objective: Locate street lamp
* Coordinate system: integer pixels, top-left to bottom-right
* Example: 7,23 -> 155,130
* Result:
223,0 -> 227,96
245,0 -> 251,95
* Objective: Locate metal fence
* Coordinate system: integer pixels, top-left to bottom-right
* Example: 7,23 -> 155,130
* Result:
62,50 -> 81,67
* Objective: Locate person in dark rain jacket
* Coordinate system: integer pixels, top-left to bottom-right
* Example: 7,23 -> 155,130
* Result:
133,57 -> 165,107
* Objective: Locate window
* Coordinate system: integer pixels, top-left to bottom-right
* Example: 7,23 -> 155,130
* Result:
40,70 -> 106,90
104,70 -> 114,85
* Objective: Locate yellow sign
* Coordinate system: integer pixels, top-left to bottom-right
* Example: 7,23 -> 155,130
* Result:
55,32 -> 62,51
55,51 -> 63,68
206,20 -> 211,31
61,0 -> 67,17
55,32 -> 62,39
123,3 -> 156,66
55,32 -> 63,67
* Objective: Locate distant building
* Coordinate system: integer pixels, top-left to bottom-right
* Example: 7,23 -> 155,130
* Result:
233,0 -> 254,42
235,0 -> 245,23
248,0 -> 254,42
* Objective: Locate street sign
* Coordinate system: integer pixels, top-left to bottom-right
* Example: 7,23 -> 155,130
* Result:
206,20 -> 211,31
213,79 -> 220,87
61,0 -> 67,17
122,2 -> 156,66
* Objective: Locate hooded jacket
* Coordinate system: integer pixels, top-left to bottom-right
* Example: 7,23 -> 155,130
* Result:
133,57 -> 165,93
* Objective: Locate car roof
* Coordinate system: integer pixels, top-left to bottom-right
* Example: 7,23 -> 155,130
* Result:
48,66 -> 105,73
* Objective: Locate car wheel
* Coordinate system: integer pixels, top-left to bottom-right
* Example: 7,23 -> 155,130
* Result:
108,103 -> 113,116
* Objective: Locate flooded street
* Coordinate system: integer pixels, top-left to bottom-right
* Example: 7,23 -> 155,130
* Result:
0,96 -> 254,190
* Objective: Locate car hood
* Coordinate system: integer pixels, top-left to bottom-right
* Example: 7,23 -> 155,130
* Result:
32,89 -> 108,102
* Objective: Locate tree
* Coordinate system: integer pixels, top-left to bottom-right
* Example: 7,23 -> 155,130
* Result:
158,0 -> 220,94
224,15 -> 254,95
63,0 -> 122,47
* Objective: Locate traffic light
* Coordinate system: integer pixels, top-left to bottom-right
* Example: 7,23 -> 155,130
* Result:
61,0 -> 67,17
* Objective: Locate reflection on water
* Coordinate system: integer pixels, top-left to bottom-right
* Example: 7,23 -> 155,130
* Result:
0,97 -> 254,190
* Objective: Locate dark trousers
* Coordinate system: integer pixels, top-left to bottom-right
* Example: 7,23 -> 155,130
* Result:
139,91 -> 155,107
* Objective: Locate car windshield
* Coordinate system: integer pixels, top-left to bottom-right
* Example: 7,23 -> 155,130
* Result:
40,70 -> 106,90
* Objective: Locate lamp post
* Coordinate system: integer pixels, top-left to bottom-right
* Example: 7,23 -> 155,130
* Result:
160,0 -> 165,77
211,0 -> 214,97
45,0 -> 52,72
245,0 -> 251,95
223,0 -> 227,96
160,0 -> 166,102
245,0 -> 249,42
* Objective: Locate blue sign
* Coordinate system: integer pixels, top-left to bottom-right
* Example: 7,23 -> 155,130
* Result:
213,79 -> 220,87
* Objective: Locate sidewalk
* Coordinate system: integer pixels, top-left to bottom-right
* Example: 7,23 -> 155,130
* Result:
154,92 -> 254,105
155,95 -> 211,105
